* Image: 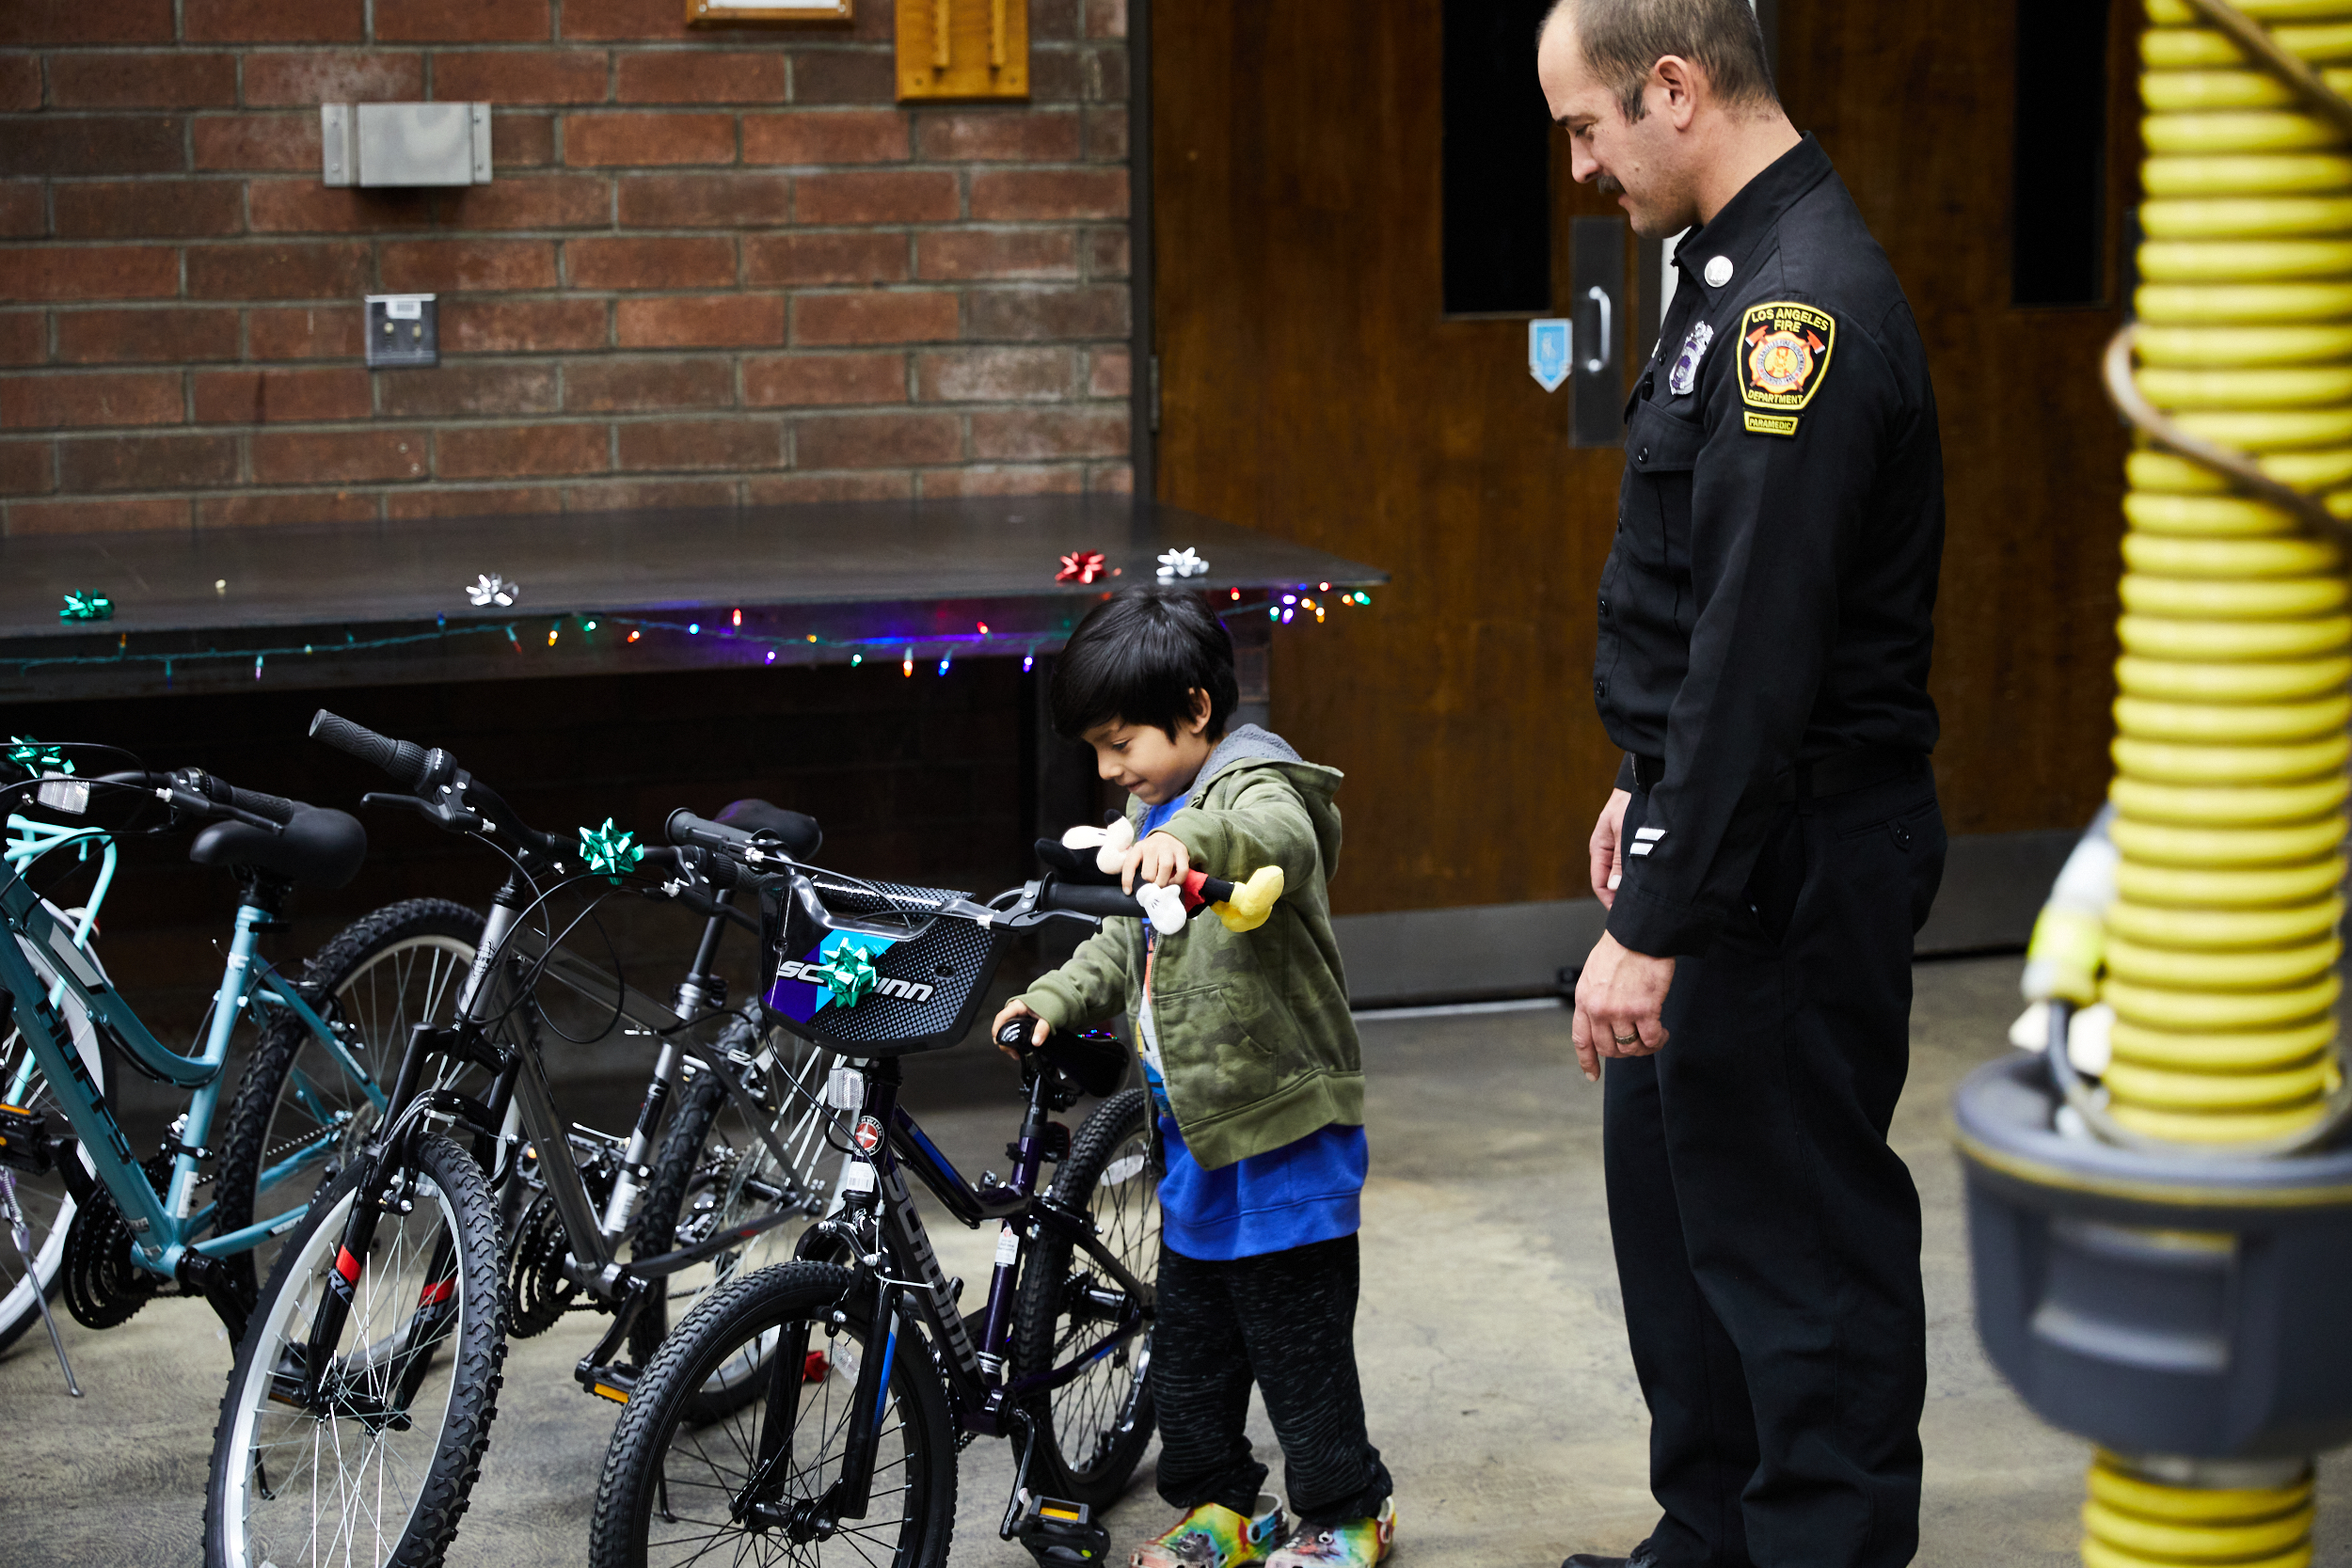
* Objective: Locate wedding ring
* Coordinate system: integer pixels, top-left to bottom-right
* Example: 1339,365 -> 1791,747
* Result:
1612,1030 -> 1640,1046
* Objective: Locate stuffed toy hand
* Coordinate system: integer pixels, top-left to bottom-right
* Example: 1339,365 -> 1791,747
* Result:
1060,816 -> 1136,875
1135,880 -> 1190,936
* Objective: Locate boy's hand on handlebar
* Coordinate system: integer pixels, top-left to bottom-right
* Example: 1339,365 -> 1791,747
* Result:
992,998 -> 1048,1060
1590,788 -> 1630,909
1120,831 -> 1190,894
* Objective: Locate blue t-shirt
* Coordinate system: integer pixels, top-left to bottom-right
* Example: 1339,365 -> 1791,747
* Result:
1135,793 -> 1366,1261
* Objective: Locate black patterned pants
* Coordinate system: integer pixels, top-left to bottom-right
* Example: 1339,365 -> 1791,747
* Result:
1150,1232 -> 1392,1527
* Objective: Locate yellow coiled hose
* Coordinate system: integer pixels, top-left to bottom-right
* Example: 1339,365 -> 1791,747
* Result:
2110,0 -> 2352,1151
2081,1452 -> 2315,1568
2074,7 -> 2349,1565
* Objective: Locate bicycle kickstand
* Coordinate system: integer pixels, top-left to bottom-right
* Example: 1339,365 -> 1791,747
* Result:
0,1168 -> 79,1397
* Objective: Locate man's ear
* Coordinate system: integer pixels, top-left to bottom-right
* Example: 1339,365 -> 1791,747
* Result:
1654,54 -> 1700,130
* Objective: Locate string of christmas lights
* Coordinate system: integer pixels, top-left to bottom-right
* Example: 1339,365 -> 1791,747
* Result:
0,587 -> 1375,688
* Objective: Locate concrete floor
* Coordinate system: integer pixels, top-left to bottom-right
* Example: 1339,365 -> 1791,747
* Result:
5,956 -> 2349,1565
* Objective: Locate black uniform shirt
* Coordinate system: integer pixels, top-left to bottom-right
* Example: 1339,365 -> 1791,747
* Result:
1595,135 -> 1944,958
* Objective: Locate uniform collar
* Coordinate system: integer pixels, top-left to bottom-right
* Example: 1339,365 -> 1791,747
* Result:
1672,134 -> 1834,304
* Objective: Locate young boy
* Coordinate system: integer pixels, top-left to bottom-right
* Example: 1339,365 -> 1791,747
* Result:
993,587 -> 1396,1568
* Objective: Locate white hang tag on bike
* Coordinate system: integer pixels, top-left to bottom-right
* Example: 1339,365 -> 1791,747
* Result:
841,1160 -> 878,1195
1103,1153 -> 1146,1186
994,1222 -> 1020,1266
825,1064 -> 865,1112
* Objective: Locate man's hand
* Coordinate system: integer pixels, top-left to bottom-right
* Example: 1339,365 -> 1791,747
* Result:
1590,788 -> 1631,908
991,997 -> 1048,1060
1571,930 -> 1675,1084
1120,830 -> 1192,894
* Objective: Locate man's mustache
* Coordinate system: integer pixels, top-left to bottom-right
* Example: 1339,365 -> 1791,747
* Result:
1597,175 -> 1625,197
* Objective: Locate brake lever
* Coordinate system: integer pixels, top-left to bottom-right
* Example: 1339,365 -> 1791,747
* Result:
360,790 -> 485,833
155,785 -> 286,834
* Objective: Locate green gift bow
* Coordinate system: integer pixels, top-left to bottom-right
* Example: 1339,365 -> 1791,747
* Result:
59,593 -> 113,622
7,737 -> 72,776
811,942 -> 881,1009
577,818 -> 644,883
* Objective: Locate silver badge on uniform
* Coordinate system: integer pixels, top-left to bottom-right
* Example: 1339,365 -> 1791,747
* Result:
1667,320 -> 1714,397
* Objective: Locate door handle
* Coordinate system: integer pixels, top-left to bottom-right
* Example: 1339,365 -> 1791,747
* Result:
1583,285 -> 1613,375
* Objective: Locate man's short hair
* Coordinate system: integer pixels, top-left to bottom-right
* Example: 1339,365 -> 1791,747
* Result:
1052,586 -> 1239,741
1547,0 -> 1777,123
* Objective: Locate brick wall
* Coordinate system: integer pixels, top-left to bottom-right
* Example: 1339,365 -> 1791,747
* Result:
0,0 -> 1134,534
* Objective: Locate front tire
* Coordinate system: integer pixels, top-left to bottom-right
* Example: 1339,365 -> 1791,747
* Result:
0,927 -> 113,1355
591,1261 -> 957,1568
213,900 -> 484,1299
206,1133 -> 507,1568
1014,1086 -> 1160,1508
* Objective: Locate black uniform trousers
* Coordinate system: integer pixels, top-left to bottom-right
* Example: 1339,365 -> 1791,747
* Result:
1151,1233 -> 1393,1527
1607,764 -> 1945,1568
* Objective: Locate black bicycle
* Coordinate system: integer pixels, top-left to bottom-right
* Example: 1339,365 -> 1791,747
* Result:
204,714 -> 842,1568
587,812 -> 1283,1568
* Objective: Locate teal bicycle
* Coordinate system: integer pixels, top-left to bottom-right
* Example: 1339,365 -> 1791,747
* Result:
0,741 -> 484,1371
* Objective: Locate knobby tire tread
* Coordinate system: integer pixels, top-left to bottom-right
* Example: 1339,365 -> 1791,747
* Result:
203,1132 -> 509,1568
589,1260 -> 957,1568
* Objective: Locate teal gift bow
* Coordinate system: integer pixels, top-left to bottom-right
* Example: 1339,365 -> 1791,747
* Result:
577,818 -> 644,883
6,738 -> 71,776
59,593 -> 113,622
811,942 -> 880,1009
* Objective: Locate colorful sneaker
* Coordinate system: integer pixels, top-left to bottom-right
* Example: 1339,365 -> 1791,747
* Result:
1131,1494 -> 1286,1568
1266,1497 -> 1397,1567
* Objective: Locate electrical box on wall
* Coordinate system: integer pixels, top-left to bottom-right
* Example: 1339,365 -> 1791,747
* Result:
898,0 -> 1029,101
322,103 -> 492,188
366,294 -> 438,370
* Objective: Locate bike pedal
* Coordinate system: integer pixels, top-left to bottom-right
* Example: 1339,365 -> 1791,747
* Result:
0,1104 -> 53,1175
577,1359 -> 639,1403
1013,1492 -> 1110,1565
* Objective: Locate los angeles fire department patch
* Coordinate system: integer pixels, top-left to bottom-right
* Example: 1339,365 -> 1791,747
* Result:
1739,300 -> 1835,436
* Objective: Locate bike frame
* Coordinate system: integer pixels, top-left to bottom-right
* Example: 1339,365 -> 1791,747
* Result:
0,825 -> 383,1284
763,1050 -> 1154,1528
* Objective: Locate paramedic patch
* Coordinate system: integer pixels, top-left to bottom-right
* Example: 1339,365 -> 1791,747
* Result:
1740,301 -> 1835,417
1666,320 -> 1713,397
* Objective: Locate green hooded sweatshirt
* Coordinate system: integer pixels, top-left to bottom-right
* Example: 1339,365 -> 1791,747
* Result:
1018,724 -> 1361,1171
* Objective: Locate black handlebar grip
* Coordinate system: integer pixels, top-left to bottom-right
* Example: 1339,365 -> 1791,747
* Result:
995,1019 -> 1036,1051
309,709 -> 431,791
1039,881 -> 1149,920
225,784 -> 298,825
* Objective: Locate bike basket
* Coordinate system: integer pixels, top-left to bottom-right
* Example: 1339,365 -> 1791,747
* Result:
757,870 -> 1012,1056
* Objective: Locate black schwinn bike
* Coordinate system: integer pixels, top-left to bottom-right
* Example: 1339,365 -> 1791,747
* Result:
586,812 -> 1285,1567
204,713 -> 846,1568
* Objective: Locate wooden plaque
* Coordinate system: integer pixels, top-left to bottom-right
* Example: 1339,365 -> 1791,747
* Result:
897,0 -> 1029,101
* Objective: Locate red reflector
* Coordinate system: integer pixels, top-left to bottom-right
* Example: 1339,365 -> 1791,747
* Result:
803,1350 -> 829,1383
418,1277 -> 453,1307
334,1246 -> 361,1283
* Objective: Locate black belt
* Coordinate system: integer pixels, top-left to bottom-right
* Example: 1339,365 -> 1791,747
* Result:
1628,746 -> 1925,802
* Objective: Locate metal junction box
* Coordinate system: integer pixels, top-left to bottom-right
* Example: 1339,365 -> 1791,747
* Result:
322,103 -> 492,188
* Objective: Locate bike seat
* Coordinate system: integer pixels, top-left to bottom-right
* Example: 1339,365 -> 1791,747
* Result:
189,806 -> 368,890
716,798 -> 821,860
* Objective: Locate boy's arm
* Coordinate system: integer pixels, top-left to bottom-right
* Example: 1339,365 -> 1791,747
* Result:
1018,922 -> 1135,1032
1155,770 -> 1320,889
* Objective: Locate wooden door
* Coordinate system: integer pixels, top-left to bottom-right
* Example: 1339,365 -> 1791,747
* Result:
1152,0 -> 1631,915
1153,0 -> 2141,919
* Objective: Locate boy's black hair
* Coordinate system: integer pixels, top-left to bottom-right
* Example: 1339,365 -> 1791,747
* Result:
1051,587 -> 1239,741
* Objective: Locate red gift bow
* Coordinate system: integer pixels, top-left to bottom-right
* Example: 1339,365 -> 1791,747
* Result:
1056,550 -> 1107,585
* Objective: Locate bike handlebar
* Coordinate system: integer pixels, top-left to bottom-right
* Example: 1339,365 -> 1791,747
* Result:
178,768 -> 297,827
1034,880 -> 1148,921
308,709 -> 433,792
